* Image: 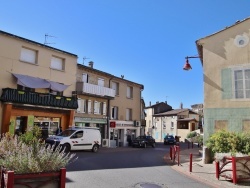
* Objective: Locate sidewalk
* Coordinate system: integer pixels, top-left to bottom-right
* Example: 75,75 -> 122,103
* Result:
166,143 -> 250,188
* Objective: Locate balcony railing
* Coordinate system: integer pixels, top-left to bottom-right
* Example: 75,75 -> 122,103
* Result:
0,88 -> 78,109
76,82 -> 115,98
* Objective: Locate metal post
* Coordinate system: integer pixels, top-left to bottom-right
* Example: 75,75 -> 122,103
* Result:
60,168 -> 66,188
170,146 -> 172,160
189,154 -> 193,172
215,161 -> 220,179
177,146 -> 180,166
7,171 -> 14,188
232,157 -> 237,184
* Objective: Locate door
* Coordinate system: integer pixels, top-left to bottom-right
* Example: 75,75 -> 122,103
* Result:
70,130 -> 85,150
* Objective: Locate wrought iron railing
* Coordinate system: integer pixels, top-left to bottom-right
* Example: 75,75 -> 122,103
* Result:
0,88 -> 78,109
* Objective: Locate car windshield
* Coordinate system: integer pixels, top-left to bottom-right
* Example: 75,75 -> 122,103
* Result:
57,129 -> 76,137
165,136 -> 174,139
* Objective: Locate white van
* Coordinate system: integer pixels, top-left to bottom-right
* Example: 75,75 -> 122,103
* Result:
45,127 -> 101,152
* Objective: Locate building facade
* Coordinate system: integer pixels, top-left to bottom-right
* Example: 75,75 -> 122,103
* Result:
144,101 -> 173,141
0,30 -> 78,136
196,17 -> 250,144
74,62 -> 144,147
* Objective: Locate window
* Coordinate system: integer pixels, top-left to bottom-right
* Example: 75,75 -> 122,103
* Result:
222,67 -> 250,99
94,101 -> 101,114
126,108 -> 132,120
51,56 -> 64,71
112,82 -> 119,95
87,100 -> 92,114
111,106 -> 118,119
49,89 -> 63,96
127,86 -> 133,98
20,47 -> 37,64
98,78 -> 104,87
82,73 -> 88,83
171,122 -> 174,129
17,84 -> 35,92
234,69 -> 250,99
77,99 -> 87,113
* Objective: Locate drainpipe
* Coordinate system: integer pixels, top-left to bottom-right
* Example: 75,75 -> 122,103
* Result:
107,76 -> 114,147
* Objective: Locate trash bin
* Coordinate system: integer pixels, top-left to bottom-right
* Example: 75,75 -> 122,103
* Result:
119,142 -> 123,147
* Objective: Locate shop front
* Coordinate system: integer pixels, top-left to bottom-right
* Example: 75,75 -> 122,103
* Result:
109,120 -> 140,147
2,103 -> 74,138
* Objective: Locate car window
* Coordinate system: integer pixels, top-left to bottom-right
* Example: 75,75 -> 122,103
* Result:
58,130 -> 76,137
71,131 -> 83,139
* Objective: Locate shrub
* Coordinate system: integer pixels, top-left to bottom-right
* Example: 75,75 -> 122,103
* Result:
0,127 -> 77,174
206,130 -> 250,155
186,131 -> 197,138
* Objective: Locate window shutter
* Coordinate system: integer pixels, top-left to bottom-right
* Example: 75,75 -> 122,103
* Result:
51,56 -> 63,70
88,100 -> 92,114
221,68 -> 232,99
20,48 -> 36,64
103,102 -> 106,115
77,98 -> 81,113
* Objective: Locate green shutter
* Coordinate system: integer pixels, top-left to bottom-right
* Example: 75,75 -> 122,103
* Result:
221,68 -> 232,99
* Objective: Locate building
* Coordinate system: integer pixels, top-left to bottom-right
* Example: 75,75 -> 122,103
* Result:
195,17 -> 250,162
74,62 -> 144,147
153,108 -> 200,142
0,30 -> 78,136
144,101 -> 173,141
196,17 -> 250,144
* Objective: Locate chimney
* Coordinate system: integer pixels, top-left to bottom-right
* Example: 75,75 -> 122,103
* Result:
149,101 -> 151,106
180,102 -> 183,109
88,61 -> 94,68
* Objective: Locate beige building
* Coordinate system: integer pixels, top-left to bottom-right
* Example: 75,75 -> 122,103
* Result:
195,17 -> 250,144
74,62 -> 144,147
0,30 -> 78,135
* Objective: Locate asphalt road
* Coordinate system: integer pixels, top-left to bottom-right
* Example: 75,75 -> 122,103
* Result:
66,143 -> 213,188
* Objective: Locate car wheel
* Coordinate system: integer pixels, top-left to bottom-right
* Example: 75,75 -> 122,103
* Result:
152,143 -> 155,148
62,143 -> 70,153
92,144 -> 99,153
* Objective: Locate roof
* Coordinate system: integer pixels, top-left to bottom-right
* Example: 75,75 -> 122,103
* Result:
153,108 -> 198,116
154,108 -> 189,116
0,30 -> 77,57
196,17 -> 250,63
77,63 -> 144,90
177,118 -> 198,122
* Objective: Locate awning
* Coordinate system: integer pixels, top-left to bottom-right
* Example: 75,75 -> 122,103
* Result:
12,73 -> 69,92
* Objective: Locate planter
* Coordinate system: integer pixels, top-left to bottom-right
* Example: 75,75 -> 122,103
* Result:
1,168 -> 66,188
215,154 -> 250,184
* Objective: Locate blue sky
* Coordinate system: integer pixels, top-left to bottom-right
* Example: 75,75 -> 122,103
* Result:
1,1 -> 250,109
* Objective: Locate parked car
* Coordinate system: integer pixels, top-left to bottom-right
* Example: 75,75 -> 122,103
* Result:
45,127 -> 101,153
164,135 -> 176,145
131,135 -> 156,148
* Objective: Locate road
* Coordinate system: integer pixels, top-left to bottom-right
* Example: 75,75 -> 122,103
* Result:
66,143 -> 213,188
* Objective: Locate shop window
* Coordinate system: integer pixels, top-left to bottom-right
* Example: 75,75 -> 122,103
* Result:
111,106 -> 118,119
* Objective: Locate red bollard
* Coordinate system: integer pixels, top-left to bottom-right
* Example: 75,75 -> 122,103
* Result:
215,161 -> 220,179
170,146 -> 172,160
177,146 -> 180,166
189,154 -> 193,172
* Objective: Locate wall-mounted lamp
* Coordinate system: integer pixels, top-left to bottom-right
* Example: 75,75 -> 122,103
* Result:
183,56 -> 200,71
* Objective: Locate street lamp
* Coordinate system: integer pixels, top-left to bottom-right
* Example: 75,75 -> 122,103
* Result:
183,56 -> 200,70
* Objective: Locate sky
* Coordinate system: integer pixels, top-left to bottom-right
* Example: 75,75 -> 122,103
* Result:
1,1 -> 250,109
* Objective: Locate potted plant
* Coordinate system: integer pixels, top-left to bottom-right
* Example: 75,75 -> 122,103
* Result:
0,126 -> 77,188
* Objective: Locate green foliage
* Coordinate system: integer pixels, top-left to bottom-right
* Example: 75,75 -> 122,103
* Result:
186,131 -> 197,138
0,128 -> 77,174
206,130 -> 250,155
196,135 -> 203,147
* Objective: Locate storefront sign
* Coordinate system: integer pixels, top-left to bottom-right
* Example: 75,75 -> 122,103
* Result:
110,121 -> 116,128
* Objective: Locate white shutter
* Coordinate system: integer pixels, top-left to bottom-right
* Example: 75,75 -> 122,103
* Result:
94,101 -> 98,114
98,78 -> 104,87
82,73 -> 88,83
127,86 -> 131,98
88,100 -> 92,114
103,102 -> 106,115
77,98 -> 81,113
51,56 -> 63,70
20,47 -> 36,64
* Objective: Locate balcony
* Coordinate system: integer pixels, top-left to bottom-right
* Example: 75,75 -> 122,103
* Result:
76,82 -> 115,98
0,88 -> 78,109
